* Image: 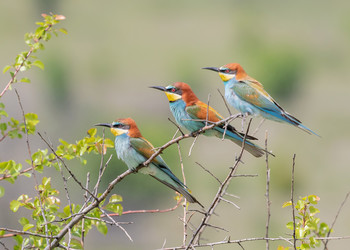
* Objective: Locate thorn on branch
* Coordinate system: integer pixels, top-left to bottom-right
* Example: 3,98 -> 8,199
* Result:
195,162 -> 222,185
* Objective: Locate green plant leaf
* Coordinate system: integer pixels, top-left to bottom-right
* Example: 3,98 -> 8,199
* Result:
59,28 -> 68,34
20,77 -> 31,83
309,206 -> 320,215
87,128 -> 97,137
109,194 -> 123,203
23,223 -> 34,231
32,60 -> 44,70
19,217 -> 29,226
105,204 -> 123,215
3,65 -> 11,74
308,195 -> 320,204
286,221 -> 294,230
282,201 -> 292,208
10,200 -> 21,212
96,221 -> 108,235
0,123 -> 7,131
69,238 -> 83,249
42,176 -> 51,187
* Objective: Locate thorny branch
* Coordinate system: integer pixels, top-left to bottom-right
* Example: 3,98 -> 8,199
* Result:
161,236 -> 350,250
184,119 -> 253,249
0,228 -> 53,239
176,142 -> 189,247
103,199 -> 182,217
324,191 -> 350,249
265,131 -> 271,250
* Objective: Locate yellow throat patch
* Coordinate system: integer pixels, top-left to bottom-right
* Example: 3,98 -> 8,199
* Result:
218,72 -> 234,82
111,128 -> 127,136
165,92 -> 181,102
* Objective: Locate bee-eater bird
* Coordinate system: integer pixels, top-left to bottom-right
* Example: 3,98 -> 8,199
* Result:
150,82 -> 270,158
203,63 -> 319,136
96,118 -> 202,207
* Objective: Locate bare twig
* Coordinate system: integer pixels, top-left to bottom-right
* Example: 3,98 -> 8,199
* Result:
217,89 -> 232,116
241,114 -> 246,132
324,191 -> 350,249
205,93 -> 211,127
265,131 -> 271,250
176,142 -> 188,247
104,199 -> 182,217
0,228 -> 54,239
83,216 -> 132,226
188,135 -> 199,156
224,192 -> 240,199
185,119 -> 252,249
203,223 -> 229,233
232,174 -> 258,178
0,241 -> 9,250
161,236 -> 350,249
219,197 -> 240,210
195,162 -> 222,185
81,172 -> 90,248
221,114 -> 243,141
100,209 -> 133,242
168,118 -> 185,136
93,129 -> 106,196
252,118 -> 266,136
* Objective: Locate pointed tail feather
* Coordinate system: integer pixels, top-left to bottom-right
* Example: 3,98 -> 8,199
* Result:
214,127 -> 274,158
297,123 -> 320,137
150,175 -> 203,207
282,112 -> 320,137
243,140 -> 274,158
217,123 -> 258,140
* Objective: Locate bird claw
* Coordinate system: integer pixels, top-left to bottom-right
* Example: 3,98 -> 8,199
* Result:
190,131 -> 199,137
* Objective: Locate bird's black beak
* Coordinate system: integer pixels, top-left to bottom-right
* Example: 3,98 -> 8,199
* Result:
149,86 -> 166,92
95,123 -> 112,128
202,67 -> 220,72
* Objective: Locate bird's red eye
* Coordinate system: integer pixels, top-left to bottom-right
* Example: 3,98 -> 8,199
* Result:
225,69 -> 229,73
171,88 -> 176,92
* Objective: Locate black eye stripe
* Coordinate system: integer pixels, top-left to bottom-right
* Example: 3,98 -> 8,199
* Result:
165,86 -> 182,96
220,69 -> 234,74
166,87 -> 178,92
113,123 -> 129,129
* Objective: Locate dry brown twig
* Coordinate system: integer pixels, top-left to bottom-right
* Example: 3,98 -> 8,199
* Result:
265,131 -> 271,250
183,119 -> 253,249
324,191 -> 350,249
160,236 -> 350,250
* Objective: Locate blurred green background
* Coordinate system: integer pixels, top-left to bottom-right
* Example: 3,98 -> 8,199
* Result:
1,0 -> 350,249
